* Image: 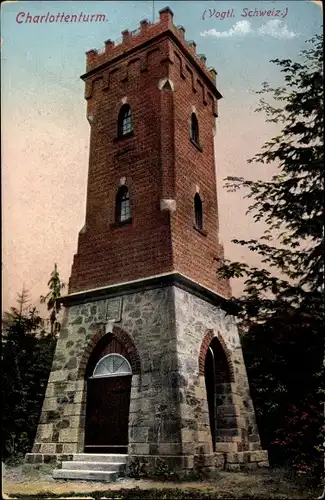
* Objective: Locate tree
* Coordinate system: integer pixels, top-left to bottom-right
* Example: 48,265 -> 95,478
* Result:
2,284 -> 30,332
1,292 -> 56,462
2,268 -> 65,462
40,263 -> 65,335
217,33 -> 324,476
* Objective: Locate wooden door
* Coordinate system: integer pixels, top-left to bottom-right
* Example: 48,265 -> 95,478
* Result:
84,375 -> 132,454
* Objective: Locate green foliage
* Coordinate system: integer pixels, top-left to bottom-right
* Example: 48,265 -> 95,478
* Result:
241,307 -> 324,476
150,458 -> 177,480
217,33 -> 324,476
9,491 -> 202,500
127,458 -> 177,480
2,290 -> 57,462
40,263 -> 65,334
4,487 -> 318,500
127,458 -> 149,479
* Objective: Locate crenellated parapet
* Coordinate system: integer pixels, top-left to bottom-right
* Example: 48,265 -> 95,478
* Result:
83,7 -> 218,86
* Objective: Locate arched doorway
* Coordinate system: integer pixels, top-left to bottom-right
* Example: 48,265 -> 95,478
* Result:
84,334 -> 132,454
204,337 -> 232,452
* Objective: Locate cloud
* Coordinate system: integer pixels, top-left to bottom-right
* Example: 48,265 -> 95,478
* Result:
201,20 -> 297,39
201,21 -> 252,38
258,20 -> 297,39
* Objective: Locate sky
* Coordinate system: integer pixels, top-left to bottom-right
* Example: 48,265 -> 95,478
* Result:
1,0 -> 323,314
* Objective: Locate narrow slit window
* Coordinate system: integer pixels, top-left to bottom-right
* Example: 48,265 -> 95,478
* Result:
190,113 -> 199,144
118,104 -> 133,137
116,185 -> 131,222
194,193 -> 203,229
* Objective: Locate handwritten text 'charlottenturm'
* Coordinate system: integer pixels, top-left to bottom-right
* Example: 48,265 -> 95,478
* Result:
202,6 -> 288,21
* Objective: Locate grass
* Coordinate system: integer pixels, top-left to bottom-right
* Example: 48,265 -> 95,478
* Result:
2,463 -> 322,500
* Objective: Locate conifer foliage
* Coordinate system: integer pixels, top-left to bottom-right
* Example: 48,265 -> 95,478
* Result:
2,265 -> 65,462
40,263 -> 65,335
218,33 -> 324,475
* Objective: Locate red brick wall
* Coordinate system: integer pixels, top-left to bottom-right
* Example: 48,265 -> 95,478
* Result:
169,41 -> 231,298
69,10 -> 231,298
69,37 -> 174,293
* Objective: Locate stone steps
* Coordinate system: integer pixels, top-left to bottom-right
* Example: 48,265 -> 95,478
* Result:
72,453 -> 127,463
53,469 -> 119,481
61,461 -> 126,472
53,453 -> 128,482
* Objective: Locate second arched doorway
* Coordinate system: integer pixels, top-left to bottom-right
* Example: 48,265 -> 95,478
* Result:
204,336 -> 233,452
84,334 -> 132,454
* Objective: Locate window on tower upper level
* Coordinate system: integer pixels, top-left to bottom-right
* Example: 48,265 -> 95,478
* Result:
194,193 -> 203,230
190,113 -> 203,152
117,104 -> 133,138
190,113 -> 199,144
115,185 -> 131,223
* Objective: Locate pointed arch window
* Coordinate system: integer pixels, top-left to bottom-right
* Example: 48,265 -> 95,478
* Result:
190,113 -> 199,144
194,193 -> 203,230
118,104 -> 133,137
115,185 -> 131,223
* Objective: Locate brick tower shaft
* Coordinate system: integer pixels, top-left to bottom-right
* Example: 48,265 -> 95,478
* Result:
69,7 -> 230,299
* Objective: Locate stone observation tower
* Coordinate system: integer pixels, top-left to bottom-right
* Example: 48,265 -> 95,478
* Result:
27,7 -> 268,479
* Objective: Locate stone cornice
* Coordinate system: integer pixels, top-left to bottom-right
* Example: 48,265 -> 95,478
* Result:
58,272 -> 238,315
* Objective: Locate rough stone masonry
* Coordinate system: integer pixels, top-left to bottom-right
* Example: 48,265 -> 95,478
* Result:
27,279 -> 268,473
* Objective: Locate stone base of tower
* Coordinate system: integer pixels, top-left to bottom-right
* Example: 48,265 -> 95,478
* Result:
25,450 -> 269,475
26,273 -> 268,476
126,450 -> 269,476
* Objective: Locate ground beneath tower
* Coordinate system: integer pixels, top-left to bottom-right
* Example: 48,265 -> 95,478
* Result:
2,462 -> 320,499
